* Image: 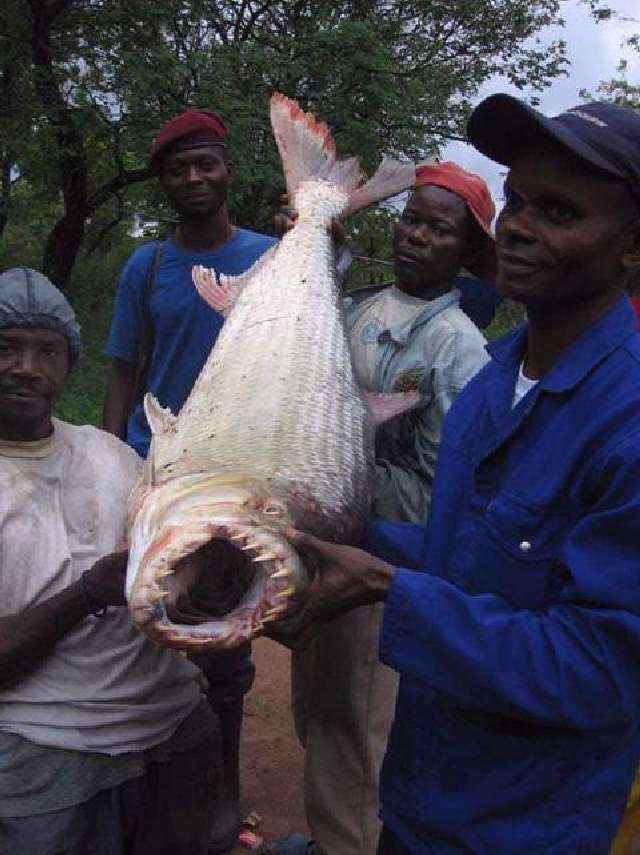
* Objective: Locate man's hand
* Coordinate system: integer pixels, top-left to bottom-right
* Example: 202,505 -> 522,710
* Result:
82,550 -> 129,608
265,529 -> 396,648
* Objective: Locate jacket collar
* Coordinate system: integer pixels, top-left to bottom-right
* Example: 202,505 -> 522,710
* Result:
487,295 -> 636,394
380,289 -> 460,347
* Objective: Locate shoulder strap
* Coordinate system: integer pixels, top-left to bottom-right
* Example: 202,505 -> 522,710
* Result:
133,241 -> 165,405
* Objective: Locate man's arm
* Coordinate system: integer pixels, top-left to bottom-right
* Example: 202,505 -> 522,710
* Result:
0,551 -> 128,692
103,357 -> 137,439
103,247 -> 152,437
282,436 -> 640,730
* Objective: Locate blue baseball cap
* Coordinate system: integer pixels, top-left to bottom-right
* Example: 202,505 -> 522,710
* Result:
467,94 -> 640,204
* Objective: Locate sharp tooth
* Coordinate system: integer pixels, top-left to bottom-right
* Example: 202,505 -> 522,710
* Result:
230,533 -> 247,542
241,540 -> 261,552
253,552 -> 278,563
276,586 -> 296,599
263,604 -> 288,620
156,568 -> 172,578
150,590 -> 169,603
270,568 -> 292,579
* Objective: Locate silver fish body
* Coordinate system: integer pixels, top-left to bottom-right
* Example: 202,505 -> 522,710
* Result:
125,95 -> 415,650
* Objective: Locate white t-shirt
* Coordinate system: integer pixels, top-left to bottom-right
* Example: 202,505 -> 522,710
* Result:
0,419 -> 201,754
512,361 -> 539,408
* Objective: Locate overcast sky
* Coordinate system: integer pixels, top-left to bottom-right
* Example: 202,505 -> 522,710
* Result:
442,0 -> 640,212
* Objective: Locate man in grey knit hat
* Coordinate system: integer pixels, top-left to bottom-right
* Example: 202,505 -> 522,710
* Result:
0,268 -> 221,854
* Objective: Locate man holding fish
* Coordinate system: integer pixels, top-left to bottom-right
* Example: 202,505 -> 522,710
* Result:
104,108 -> 276,853
281,96 -> 640,853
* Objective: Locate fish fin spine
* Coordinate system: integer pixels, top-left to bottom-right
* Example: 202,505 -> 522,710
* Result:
192,265 -> 237,318
364,389 -> 422,425
345,158 -> 416,216
144,393 -> 177,436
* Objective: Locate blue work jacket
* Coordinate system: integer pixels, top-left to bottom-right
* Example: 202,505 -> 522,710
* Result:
370,296 -> 640,853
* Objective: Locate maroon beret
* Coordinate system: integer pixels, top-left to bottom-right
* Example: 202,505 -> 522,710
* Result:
150,109 -> 228,170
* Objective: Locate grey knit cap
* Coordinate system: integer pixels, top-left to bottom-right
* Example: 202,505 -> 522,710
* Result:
0,268 -> 81,359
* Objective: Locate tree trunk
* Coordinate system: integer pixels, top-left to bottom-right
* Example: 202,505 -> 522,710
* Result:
27,0 -> 87,288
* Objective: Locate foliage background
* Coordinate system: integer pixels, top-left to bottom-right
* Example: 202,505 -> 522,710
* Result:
0,0 -> 633,425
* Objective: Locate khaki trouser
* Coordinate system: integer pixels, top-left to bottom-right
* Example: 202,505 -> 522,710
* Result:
612,772 -> 640,854
292,603 -> 399,855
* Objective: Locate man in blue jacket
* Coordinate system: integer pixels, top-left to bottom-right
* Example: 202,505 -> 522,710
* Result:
282,95 -> 640,853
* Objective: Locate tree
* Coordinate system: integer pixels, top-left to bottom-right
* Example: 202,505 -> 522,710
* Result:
581,10 -> 640,290
2,0 -> 575,287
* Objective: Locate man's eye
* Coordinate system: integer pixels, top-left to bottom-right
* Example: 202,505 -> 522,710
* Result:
545,202 -> 576,224
401,213 -> 417,225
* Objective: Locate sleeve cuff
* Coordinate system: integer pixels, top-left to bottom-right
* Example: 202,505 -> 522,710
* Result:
380,568 -> 433,671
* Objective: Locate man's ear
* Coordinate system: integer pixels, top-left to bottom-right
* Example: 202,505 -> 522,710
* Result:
622,220 -> 640,271
224,151 -> 233,181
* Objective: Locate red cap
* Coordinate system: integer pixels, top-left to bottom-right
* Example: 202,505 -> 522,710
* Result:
150,109 -> 228,171
414,161 -> 496,279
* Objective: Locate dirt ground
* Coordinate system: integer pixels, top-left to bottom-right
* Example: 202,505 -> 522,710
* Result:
234,637 -> 309,850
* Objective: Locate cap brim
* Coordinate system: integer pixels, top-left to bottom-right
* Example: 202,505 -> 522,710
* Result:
467,94 -> 625,181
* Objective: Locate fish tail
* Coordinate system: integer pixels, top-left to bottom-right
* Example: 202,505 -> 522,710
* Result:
270,93 -> 414,216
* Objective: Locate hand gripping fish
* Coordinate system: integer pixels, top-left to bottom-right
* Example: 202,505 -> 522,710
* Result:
125,93 -> 416,650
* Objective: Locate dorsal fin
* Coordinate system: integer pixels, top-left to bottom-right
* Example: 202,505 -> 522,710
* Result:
144,393 -> 177,436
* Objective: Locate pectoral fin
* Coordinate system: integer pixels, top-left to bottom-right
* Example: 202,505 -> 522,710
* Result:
364,390 -> 422,425
192,245 -> 278,318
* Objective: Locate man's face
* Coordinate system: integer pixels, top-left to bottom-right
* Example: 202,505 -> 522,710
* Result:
0,328 -> 69,441
393,185 -> 470,297
496,140 -> 639,308
159,145 -> 231,221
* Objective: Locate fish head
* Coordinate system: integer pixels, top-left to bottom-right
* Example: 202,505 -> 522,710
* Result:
126,472 -> 308,651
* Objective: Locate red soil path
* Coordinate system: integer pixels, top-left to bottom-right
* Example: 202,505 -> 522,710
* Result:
234,637 -> 309,850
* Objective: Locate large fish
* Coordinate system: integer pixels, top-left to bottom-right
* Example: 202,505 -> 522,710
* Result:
125,94 -> 415,650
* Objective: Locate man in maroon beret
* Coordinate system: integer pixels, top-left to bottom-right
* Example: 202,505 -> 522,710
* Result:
103,108 -> 277,854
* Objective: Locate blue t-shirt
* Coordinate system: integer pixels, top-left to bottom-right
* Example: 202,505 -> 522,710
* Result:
106,229 -> 277,456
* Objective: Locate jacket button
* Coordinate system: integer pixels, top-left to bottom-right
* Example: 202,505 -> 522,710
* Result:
519,540 -> 532,552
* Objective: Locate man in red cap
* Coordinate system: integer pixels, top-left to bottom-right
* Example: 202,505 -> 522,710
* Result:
276,163 -> 497,855
103,108 -> 277,855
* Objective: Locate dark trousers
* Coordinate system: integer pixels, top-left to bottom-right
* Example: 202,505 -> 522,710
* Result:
377,825 -> 410,854
190,643 -> 256,855
0,728 -> 221,855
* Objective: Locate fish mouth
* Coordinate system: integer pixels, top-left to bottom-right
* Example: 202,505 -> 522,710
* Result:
126,475 -> 306,651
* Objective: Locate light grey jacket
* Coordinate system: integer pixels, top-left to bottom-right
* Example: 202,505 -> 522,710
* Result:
345,287 -> 489,523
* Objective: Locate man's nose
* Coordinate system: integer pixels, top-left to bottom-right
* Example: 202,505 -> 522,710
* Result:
496,206 -> 535,244
186,164 -> 204,183
10,350 -> 41,377
408,224 -> 430,245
